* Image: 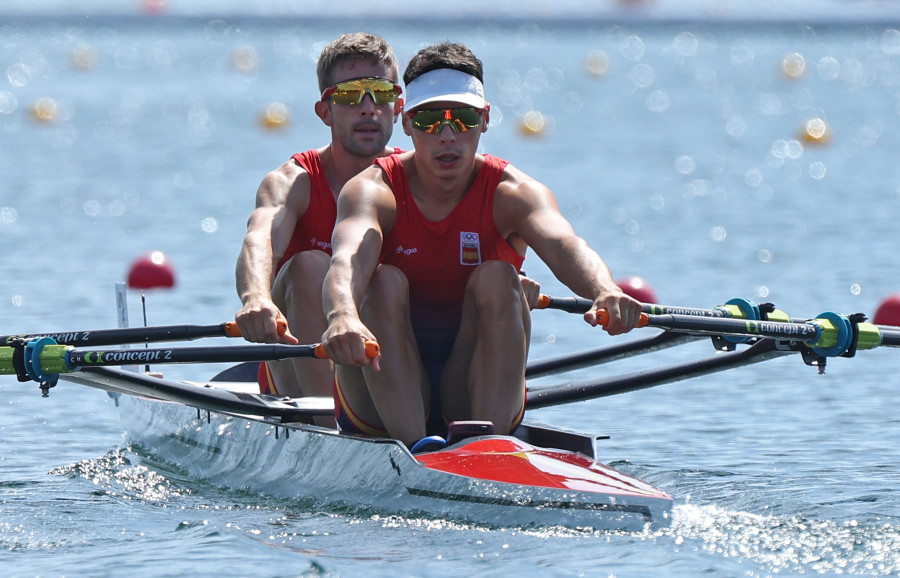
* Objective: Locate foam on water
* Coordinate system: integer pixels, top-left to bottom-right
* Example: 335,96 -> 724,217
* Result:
667,504 -> 900,575
24,449 -> 900,576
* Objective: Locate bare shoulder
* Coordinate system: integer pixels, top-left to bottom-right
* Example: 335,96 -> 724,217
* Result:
338,162 -> 397,230
495,162 -> 556,210
256,157 -> 312,209
342,160 -> 394,201
492,161 -> 570,246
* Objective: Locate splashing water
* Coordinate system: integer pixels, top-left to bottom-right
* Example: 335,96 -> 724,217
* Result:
664,504 -> 900,575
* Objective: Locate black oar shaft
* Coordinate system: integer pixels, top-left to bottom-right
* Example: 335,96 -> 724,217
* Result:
65,343 -> 324,368
526,332 -> 699,379
645,314 -> 820,341
0,320 -> 287,347
537,295 -> 728,318
879,328 -> 900,347
526,339 -> 789,409
0,323 -> 230,347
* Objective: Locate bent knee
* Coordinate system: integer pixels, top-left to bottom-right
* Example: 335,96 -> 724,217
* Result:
278,251 -> 330,288
281,251 -> 330,280
361,265 -> 409,310
274,251 -> 330,307
466,261 -> 522,304
469,260 -> 519,283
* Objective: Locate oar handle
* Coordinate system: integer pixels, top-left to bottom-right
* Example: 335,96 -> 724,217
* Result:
597,310 -> 650,328
312,340 -> 380,359
222,319 -> 289,338
535,294 -> 593,313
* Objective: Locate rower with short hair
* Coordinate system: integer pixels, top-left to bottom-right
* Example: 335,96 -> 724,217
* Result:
321,41 -> 642,449
234,32 -> 403,409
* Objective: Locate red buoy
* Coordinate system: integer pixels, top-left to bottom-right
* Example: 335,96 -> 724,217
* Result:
873,293 -> 900,326
616,276 -> 658,304
127,251 -> 176,290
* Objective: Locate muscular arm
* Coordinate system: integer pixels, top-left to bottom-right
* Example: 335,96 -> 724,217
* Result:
321,166 -> 395,365
234,161 -> 310,343
494,167 -> 642,335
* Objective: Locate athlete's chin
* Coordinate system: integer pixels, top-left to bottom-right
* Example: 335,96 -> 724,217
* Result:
345,139 -> 390,158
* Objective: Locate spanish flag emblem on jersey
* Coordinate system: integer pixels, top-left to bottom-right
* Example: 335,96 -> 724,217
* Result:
460,231 -> 482,265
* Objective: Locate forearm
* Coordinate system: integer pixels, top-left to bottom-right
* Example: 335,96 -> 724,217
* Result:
235,232 -> 275,305
322,248 -> 377,324
501,175 -> 638,333
322,257 -> 357,324
547,236 -> 621,299
545,236 -> 642,335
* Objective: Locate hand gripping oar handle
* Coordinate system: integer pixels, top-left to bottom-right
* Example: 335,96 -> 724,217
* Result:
0,319 -> 289,347
596,309 -> 650,328
537,293 -> 796,347
594,309 -> 894,357
0,339 -> 380,384
222,319 -> 289,338
536,294 -> 790,322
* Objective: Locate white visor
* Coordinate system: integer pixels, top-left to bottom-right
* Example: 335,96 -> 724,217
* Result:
404,68 -> 485,111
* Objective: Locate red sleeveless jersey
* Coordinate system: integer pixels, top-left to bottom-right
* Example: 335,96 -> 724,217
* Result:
275,150 -> 336,273
376,154 -> 525,325
277,148 -> 404,273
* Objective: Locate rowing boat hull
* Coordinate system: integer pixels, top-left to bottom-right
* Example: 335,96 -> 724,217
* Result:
68,369 -> 672,531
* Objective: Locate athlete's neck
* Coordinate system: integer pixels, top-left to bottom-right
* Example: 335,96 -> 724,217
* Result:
407,154 -> 482,221
321,144 -> 395,198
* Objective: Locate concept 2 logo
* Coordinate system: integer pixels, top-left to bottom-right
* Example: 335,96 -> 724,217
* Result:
80,350 -> 173,364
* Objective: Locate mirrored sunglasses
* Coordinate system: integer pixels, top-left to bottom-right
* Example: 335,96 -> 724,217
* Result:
321,76 -> 402,106
407,107 -> 485,134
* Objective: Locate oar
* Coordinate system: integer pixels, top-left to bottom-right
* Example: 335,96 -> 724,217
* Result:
526,294 -> 788,378
0,339 -> 380,384
536,294 -> 791,321
594,310 -> 893,357
0,319 -> 288,347
538,294 -> 897,355
525,331 -> 698,379
540,293 -> 900,331
526,338 -> 789,409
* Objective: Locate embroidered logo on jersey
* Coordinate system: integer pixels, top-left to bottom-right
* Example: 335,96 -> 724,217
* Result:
460,232 -> 481,266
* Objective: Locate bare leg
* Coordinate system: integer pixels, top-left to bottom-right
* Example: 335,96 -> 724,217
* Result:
442,261 -> 528,433
335,265 -> 430,446
270,251 -> 334,426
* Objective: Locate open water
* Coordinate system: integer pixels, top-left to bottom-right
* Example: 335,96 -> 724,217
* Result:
3,3 -> 900,576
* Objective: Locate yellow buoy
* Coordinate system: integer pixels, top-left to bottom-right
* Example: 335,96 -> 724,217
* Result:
802,117 -> 830,144
29,97 -> 58,123
781,52 -> 806,79
260,102 -> 290,130
518,110 -> 547,137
